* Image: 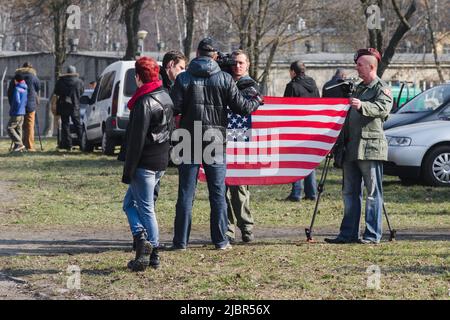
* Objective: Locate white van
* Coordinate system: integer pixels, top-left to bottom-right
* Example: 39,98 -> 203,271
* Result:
81,61 -> 137,155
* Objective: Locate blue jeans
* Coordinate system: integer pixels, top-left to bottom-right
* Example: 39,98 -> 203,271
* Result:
289,170 -> 317,200
338,160 -> 383,242
173,163 -> 228,249
123,168 -> 164,247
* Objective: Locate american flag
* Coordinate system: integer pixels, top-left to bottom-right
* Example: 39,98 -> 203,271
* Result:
200,96 -> 350,185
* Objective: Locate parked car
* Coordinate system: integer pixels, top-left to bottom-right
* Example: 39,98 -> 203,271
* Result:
384,114 -> 450,186
80,61 -> 136,154
57,89 -> 94,148
390,81 -> 421,112
384,83 -> 450,130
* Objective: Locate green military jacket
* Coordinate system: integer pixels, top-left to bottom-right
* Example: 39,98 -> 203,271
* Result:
344,77 -> 393,161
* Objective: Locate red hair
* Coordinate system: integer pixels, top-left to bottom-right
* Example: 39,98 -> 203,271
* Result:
135,57 -> 160,83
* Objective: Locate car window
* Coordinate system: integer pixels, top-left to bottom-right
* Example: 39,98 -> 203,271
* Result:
439,103 -> 450,119
124,68 -> 137,97
397,85 -> 450,114
97,71 -> 116,101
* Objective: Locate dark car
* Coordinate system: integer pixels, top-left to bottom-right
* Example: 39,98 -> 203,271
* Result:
57,89 -> 94,148
384,83 -> 450,130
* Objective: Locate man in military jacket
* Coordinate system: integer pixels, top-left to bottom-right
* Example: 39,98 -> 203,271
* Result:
325,48 -> 393,244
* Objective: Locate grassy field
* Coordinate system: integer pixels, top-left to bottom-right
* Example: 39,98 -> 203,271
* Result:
0,138 -> 448,300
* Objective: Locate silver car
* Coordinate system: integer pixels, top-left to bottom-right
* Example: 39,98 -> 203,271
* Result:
384,116 -> 450,186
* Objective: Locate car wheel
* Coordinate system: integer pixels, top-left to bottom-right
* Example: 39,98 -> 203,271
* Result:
81,129 -> 94,153
102,131 -> 116,156
422,145 -> 450,187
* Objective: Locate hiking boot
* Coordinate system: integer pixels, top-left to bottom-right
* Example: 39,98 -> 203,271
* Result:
127,231 -> 152,272
242,232 -> 254,243
149,248 -> 160,269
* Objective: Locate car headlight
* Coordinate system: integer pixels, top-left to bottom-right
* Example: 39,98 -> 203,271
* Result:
387,136 -> 412,146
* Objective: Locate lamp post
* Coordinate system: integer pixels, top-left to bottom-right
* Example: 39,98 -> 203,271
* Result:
137,30 -> 148,56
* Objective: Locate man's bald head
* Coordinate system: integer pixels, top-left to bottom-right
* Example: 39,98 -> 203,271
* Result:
359,55 -> 378,68
356,55 -> 378,84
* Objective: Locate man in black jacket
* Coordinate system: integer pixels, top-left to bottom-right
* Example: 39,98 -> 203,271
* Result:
284,61 -> 319,202
322,68 -> 347,98
54,66 -> 84,150
170,38 -> 263,250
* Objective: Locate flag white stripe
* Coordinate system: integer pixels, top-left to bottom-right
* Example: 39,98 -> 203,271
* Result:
227,140 -> 334,150
226,168 -> 312,177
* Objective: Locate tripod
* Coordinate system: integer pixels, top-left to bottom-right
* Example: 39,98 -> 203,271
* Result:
34,111 -> 43,151
304,152 -> 397,243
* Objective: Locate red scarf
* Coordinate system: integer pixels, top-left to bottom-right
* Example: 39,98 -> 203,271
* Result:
127,80 -> 163,110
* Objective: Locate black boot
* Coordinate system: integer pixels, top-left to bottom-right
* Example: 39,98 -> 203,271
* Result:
127,231 -> 152,272
149,247 -> 160,269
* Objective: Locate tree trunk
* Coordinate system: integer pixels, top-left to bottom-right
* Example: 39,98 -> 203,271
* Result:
183,0 -> 195,59
122,0 -> 145,60
259,37 -> 279,95
424,0 -> 445,83
377,0 -> 416,77
44,1 -> 69,137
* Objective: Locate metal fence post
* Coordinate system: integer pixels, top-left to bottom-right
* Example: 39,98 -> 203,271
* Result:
1,67 -> 8,137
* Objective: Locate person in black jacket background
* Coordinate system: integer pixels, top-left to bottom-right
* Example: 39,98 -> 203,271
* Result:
122,57 -> 173,271
53,66 -> 84,150
284,61 -> 319,202
170,37 -> 263,251
322,68 -> 348,98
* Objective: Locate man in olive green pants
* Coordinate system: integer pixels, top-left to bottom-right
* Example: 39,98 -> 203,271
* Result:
226,50 -> 259,243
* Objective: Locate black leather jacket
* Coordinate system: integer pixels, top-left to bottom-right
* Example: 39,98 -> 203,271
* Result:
122,87 -> 174,184
170,56 -> 260,158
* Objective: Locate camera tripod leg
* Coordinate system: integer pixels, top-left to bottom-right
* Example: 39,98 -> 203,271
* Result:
34,112 -> 43,151
305,153 -> 333,243
383,203 -> 396,241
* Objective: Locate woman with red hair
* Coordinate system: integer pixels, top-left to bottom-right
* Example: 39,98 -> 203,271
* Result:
121,57 -> 174,271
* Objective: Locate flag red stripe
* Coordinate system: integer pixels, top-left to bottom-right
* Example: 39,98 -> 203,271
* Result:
251,121 -> 343,130
226,161 -> 319,170
227,147 -> 329,156
263,96 -> 350,105
225,176 -> 304,185
254,133 -> 337,143
254,109 -> 347,117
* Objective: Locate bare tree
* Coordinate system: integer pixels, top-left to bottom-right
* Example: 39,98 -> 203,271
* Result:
424,0 -> 445,83
110,0 -> 146,60
183,0 -> 196,59
221,0 -> 320,90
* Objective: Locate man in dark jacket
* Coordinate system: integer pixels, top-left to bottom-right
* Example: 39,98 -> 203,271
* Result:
170,37 -> 263,250
322,68 -> 347,98
159,50 -> 187,91
8,62 -> 40,151
54,66 -> 84,150
284,61 -> 319,202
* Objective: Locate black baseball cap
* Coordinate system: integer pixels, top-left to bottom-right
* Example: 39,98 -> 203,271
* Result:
197,37 -> 218,52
